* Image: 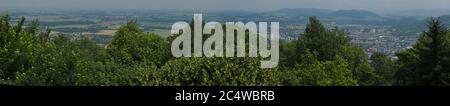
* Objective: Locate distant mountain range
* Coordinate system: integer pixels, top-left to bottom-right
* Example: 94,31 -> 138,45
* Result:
269,8 -> 333,17
437,15 -> 450,27
328,10 -> 379,18
257,8 -> 450,35
268,8 -> 450,19
259,8 -> 390,26
388,9 -> 450,18
267,8 -> 381,18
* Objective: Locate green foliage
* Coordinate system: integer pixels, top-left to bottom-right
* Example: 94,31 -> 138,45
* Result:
2,13 -> 450,86
395,18 -> 450,86
370,52 -> 396,86
160,57 -> 281,86
12,35 -> 87,86
161,18 -> 280,86
285,56 -> 358,86
0,14 -> 35,79
74,61 -> 162,86
282,16 -> 377,86
280,40 -> 298,67
338,45 -> 378,86
1,15 -> 165,86
108,20 -> 170,67
296,17 -> 352,62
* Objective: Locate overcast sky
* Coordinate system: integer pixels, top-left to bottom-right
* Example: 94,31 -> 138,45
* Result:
1,0 -> 450,13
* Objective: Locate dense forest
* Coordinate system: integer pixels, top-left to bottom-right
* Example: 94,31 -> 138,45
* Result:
0,13 -> 449,86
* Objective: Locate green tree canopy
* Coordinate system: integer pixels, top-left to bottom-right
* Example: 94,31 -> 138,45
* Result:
108,20 -> 170,67
282,16 -> 377,86
370,52 -> 396,86
395,18 -> 450,86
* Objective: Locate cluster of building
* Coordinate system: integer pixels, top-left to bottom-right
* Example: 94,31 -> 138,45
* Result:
343,24 -> 418,57
279,23 -> 420,58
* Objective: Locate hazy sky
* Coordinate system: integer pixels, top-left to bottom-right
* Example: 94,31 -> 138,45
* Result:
1,0 -> 450,13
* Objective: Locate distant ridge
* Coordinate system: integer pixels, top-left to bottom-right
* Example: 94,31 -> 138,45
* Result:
438,15 -> 450,27
328,10 -> 380,18
389,9 -> 450,18
440,14 -> 450,18
270,8 -> 333,17
269,8 -> 380,18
